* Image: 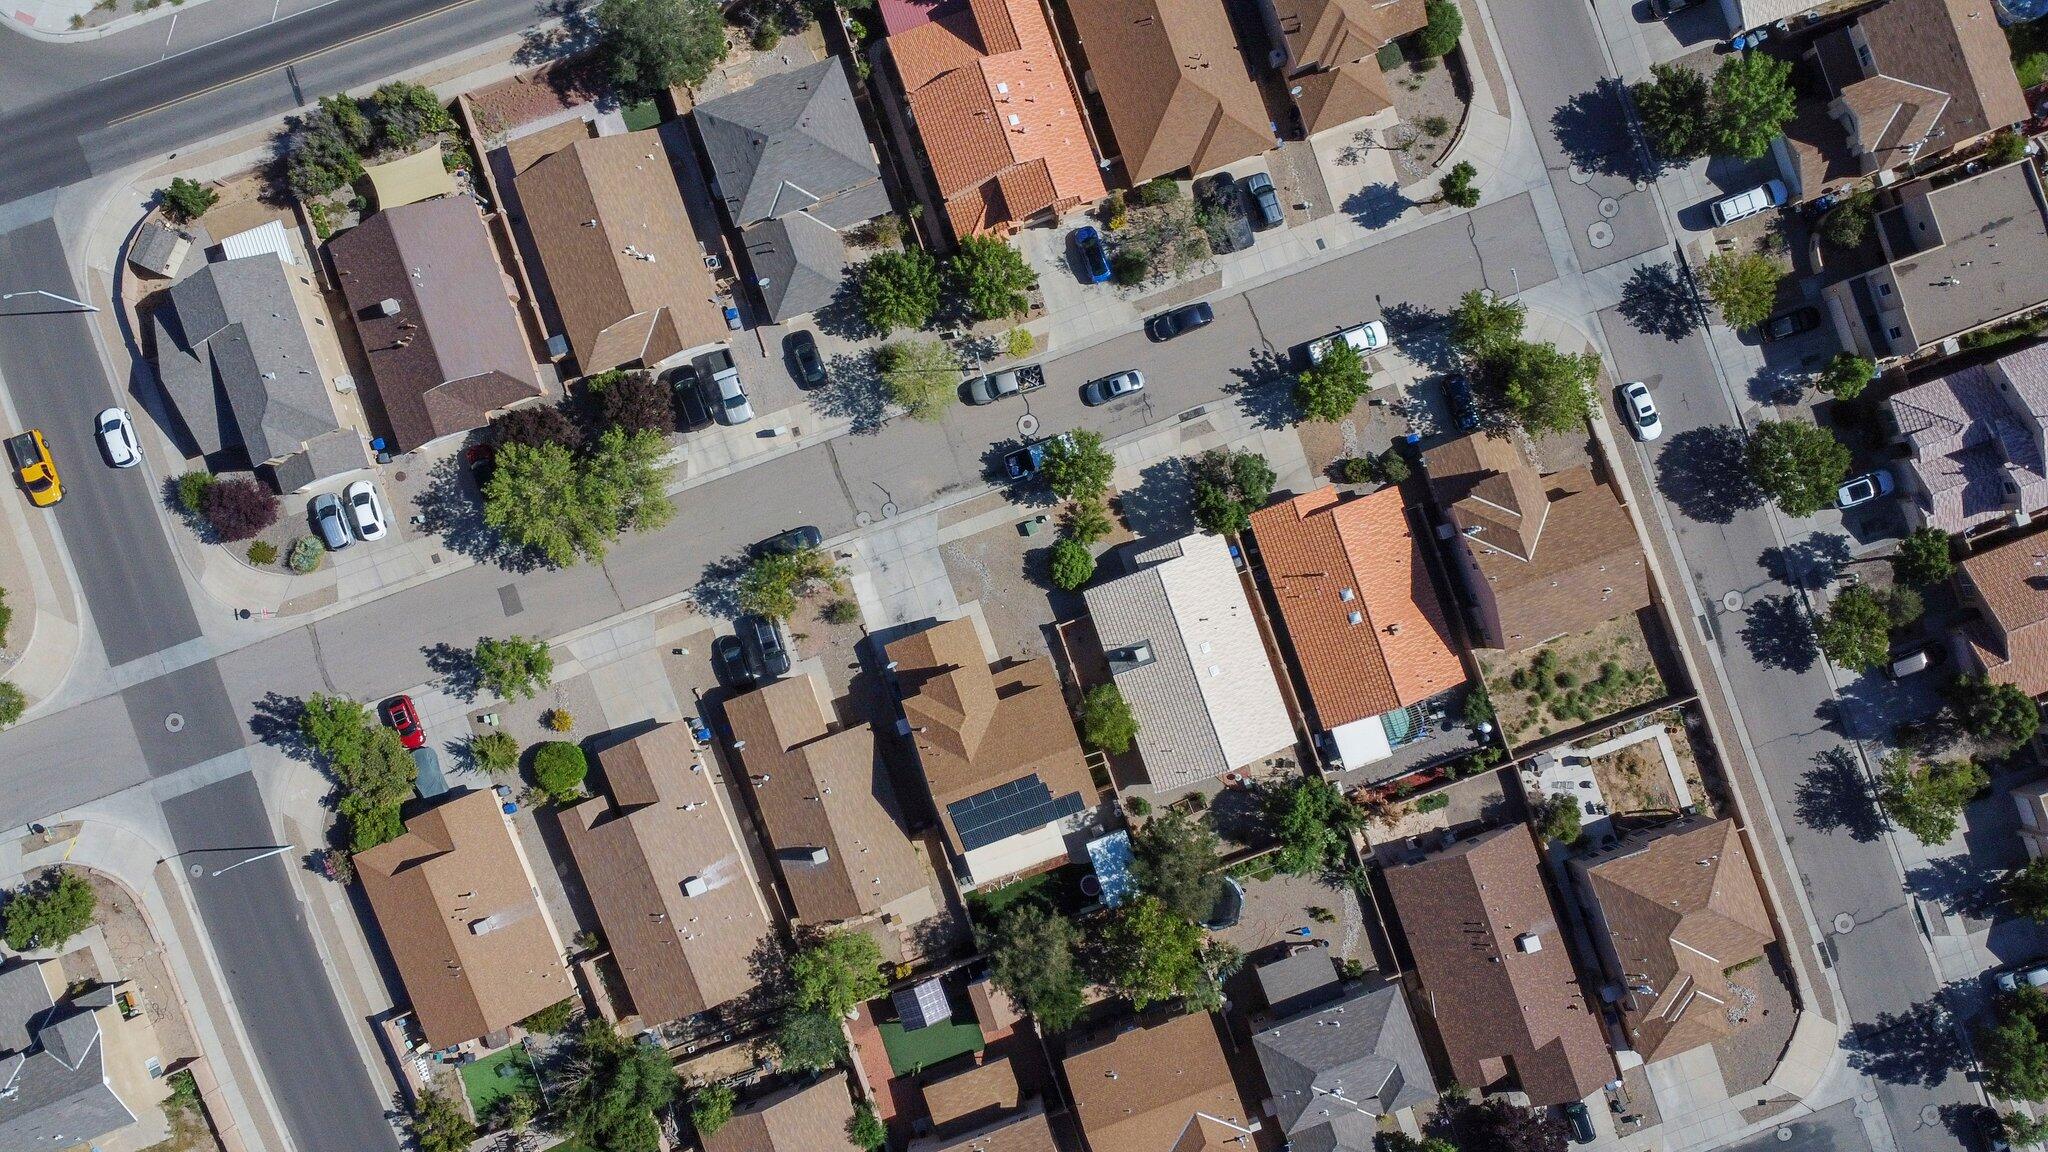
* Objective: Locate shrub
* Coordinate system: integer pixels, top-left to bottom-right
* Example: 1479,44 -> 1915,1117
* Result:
1062,497 -> 1114,546
370,81 -> 453,149
470,731 -> 520,773
0,587 -> 9,648
545,708 -> 575,732
1536,793 -> 1581,843
1819,191 -> 1875,250
492,403 -> 584,454
175,471 -> 216,514
532,741 -> 588,801
161,177 -> 218,223
246,540 -> 278,566
200,478 -> 280,542
289,536 -> 324,572
1049,537 -> 1095,590
521,997 -> 578,1035
473,635 -> 554,700
823,599 -> 861,625
591,369 -> 673,437
1343,457 -> 1377,484
1110,249 -> 1149,286
1081,683 -> 1138,754
3,869 -> 95,952
691,1083 -> 736,1139
1005,328 -> 1035,358
1129,177 -> 1181,207
0,683 -> 24,728
1437,160 -> 1480,208
848,1102 -> 886,1151
1987,129 -> 2029,167
1417,0 -> 1462,57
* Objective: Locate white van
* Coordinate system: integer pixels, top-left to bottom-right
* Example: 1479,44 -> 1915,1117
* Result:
1711,180 -> 1787,226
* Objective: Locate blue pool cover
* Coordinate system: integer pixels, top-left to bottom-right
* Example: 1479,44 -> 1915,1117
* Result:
1087,831 -> 1137,908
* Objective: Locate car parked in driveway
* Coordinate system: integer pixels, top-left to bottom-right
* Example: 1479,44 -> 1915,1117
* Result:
380,694 -> 425,751
96,407 -> 139,468
699,349 -> 753,425
1243,172 -> 1283,229
737,614 -> 792,680
344,479 -> 388,541
1761,306 -> 1821,342
1711,180 -> 1787,225
1621,381 -> 1662,441
1837,468 -> 1894,509
664,364 -> 714,432
1082,370 -> 1145,406
1196,173 -> 1254,253
1071,226 -> 1111,283
1444,372 -> 1480,431
785,330 -> 826,389
712,634 -> 753,687
1147,301 -> 1215,341
310,492 -> 351,550
1997,961 -> 2048,993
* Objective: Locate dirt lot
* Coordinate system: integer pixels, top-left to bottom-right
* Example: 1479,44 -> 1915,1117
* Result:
940,518 -> 1063,662
1479,612 -> 1669,744
1212,865 -> 1371,969
1588,711 -> 1711,817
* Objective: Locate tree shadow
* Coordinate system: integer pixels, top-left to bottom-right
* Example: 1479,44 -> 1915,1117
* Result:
1760,531 -> 1853,590
1226,347 -> 1299,431
806,351 -> 888,434
1906,854 -> 2007,921
1549,81 -> 1642,180
811,276 -> 876,342
515,0 -> 600,69
1616,262 -> 1699,341
1739,593 -> 1817,673
1794,747 -> 1884,842
692,553 -> 752,621
1844,999 -> 1967,1087
1118,456 -> 1195,541
1341,183 -> 1411,230
1654,426 -> 1762,524
413,453 -> 544,574
1380,302 -> 1457,373
1749,362 -> 1808,407
247,691 -> 310,760
423,642 -> 481,703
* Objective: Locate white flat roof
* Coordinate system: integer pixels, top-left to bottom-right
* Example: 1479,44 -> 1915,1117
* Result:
218,219 -> 297,266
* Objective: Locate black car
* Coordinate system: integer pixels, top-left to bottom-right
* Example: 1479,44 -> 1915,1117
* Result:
1562,1103 -> 1595,1146
711,634 -> 753,687
1760,306 -> 1821,342
786,330 -> 827,388
737,614 -> 792,680
1243,172 -> 1283,229
1146,301 -> 1216,341
664,364 -> 714,431
1443,372 -> 1481,431
761,525 -> 823,555
1196,173 -> 1254,254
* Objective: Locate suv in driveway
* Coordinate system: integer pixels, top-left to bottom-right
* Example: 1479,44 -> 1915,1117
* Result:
1196,173 -> 1254,253
698,349 -> 753,424
737,614 -> 792,680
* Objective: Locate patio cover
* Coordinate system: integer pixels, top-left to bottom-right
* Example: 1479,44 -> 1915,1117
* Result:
218,219 -> 296,266
365,145 -> 457,210
1330,715 -> 1391,770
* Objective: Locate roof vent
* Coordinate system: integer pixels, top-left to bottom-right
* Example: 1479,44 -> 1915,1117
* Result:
1463,525 -> 1483,537
1347,611 -> 1364,625
1515,932 -> 1542,953
469,913 -> 510,936
377,298 -> 402,317
683,876 -> 710,897
1339,587 -> 1355,601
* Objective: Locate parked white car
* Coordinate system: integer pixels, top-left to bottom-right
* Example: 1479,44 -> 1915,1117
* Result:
95,407 -> 139,468
1621,381 -> 1661,441
1307,320 -> 1389,364
343,479 -> 388,541
1711,180 -> 1787,226
1836,469 -> 1894,510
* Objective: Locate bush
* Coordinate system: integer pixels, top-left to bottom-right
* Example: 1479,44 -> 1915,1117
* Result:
1416,0 -> 1462,57
246,540 -> 278,566
0,683 -> 21,729
1129,177 -> 1182,207
949,234 -> 1038,322
370,81 -> 454,149
1006,328 -> 1035,358
531,741 -> 588,801
200,477 -> 280,542
1987,129 -> 2029,167
0,587 -> 9,648
3,869 -> 96,951
521,997 -> 578,1035
854,248 -> 943,334
1536,793 -> 1581,843
289,536 -> 324,572
690,1083 -> 736,1139
175,471 -> 216,514
1343,456 -> 1377,484
470,731 -> 520,773
848,1102 -> 886,1151
1816,352 -> 1875,400
1819,191 -> 1875,250
1049,537 -> 1095,590
1062,497 -> 1114,546
546,707 -> 575,732
492,404 -> 584,454
474,635 -> 554,701
1190,448 -> 1275,536
161,177 -> 218,223
1110,249 -> 1149,286
1414,792 -> 1450,814
1437,160 -> 1479,209
1081,683 -> 1138,754
591,369 -> 673,437
823,599 -> 861,625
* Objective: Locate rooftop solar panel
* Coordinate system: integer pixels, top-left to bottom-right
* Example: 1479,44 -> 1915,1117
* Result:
948,776 -> 1085,852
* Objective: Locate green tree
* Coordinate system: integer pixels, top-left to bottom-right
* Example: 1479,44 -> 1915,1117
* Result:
0,683 -> 22,729
1949,673 -> 2042,746
1416,0 -> 1463,57
474,635 -> 554,700
1816,352 -> 1876,400
1295,338 -> 1372,422
1632,63 -> 1711,161
484,428 -> 674,567
370,81 -> 454,149
740,548 -> 844,621
1048,537 -> 1095,591
560,1021 -> 679,1152
1700,250 -> 1783,330
2,869 -> 96,951
1081,683 -> 1138,754
2005,1112 -> 2048,1147
1877,750 -> 1988,845
1819,190 -> 1875,250
1041,430 -> 1114,503
949,234 -> 1038,321
1097,895 -> 1234,1009
470,731 -> 520,774
1493,340 -> 1598,436
1132,811 -> 1223,922
336,726 -> 416,851
775,1008 -> 847,1071
522,997 -> 579,1034
406,1088 -> 476,1152
1987,129 -> 2030,167
855,248 -> 943,334
1190,448 -> 1276,536
790,930 -> 886,1019
1814,584 -> 1891,672
1264,776 -> 1361,876
1449,289 -> 1526,359
596,0 -> 728,102
1062,497 -> 1114,546
689,1083 -> 735,1139
1893,527 -> 1954,587
1985,986 -> 2048,1101
849,1102 -> 886,1151
2011,858 -> 2048,924
982,905 -> 1086,1032
1707,51 -> 1796,159
300,694 -> 374,768
1437,160 -> 1480,209
161,177 -> 218,223
282,102 -> 368,198
877,339 -> 958,421
1745,420 -> 1850,517
1536,793 -> 1581,843
532,742 -> 589,803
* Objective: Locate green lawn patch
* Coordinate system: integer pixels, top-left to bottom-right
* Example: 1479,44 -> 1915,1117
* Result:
622,101 -> 663,131
878,1017 -> 983,1076
460,1044 -> 538,1120
967,862 -> 1090,923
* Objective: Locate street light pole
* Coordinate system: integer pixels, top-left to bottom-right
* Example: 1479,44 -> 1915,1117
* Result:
0,289 -> 97,313
196,844 -> 293,879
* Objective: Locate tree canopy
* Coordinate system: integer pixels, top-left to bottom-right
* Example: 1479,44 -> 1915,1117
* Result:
1132,811 -> 1224,922
855,248 -> 943,334
596,0 -> 728,102
848,1101 -> 886,1151
1814,584 -> 1891,672
739,548 -> 843,621
1264,776 -> 1361,876
1708,51 -> 1797,160
982,905 -> 1086,1033
1097,895 -> 1235,1010
1985,986 -> 2048,1101
774,1008 -> 847,1071
1536,793 -> 1582,844
406,1088 -> 476,1152
1745,420 -> 1850,517
2011,858 -> 2048,925
1949,673 -> 2042,746
1190,449 -> 1276,536
560,1021 -> 679,1152
369,81 -> 453,149
1700,250 -> 1784,330
1816,352 -> 1876,400
1449,289 -> 1526,360
1893,527 -> 1953,587
161,177 -> 218,223
790,930 -> 887,1019
1048,537 -> 1096,591
474,635 -> 554,700
1296,338 -> 1372,422
878,340 -> 958,422
1632,63 -> 1711,161
1041,430 -> 1115,503
1457,1098 -> 1569,1152
1417,0 -> 1463,57
1080,682 -> 1138,754
689,1083 -> 735,1139
591,369 -> 675,437
1493,340 -> 1598,436
1438,161 -> 1480,209
483,428 -> 674,567
1877,750 -> 1988,845
2,869 -> 96,952
950,235 -> 1037,321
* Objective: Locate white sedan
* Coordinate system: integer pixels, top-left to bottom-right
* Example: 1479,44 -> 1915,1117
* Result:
1621,381 -> 1661,441
95,407 -> 139,468
343,479 -> 389,541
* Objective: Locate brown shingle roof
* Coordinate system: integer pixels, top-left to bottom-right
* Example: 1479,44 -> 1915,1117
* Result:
557,724 -> 774,1026
327,196 -> 545,452
705,1073 -> 862,1152
515,131 -> 729,373
923,1055 -> 1022,1135
1065,1012 -> 1254,1152
1958,531 -> 2048,696
1382,826 -> 1611,1105
1824,0 -> 2027,162
355,789 -> 569,1048
1423,432 -> 1650,652
1273,0 -> 1424,134
1249,486 -> 1465,729
1062,0 -> 1273,181
1573,818 -> 1774,1064
909,1105 -> 1061,1152
724,674 -> 927,923
884,618 -> 1094,871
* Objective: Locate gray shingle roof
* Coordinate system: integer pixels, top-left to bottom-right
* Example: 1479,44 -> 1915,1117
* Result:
695,60 -> 888,229
0,964 -> 135,1152
271,427 -> 370,494
1257,948 -> 1341,1018
743,213 -> 849,322
152,255 -> 340,467
1253,982 -> 1436,1152
129,222 -> 191,277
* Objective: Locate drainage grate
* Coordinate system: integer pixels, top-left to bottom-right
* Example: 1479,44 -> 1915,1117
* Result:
499,584 -> 524,616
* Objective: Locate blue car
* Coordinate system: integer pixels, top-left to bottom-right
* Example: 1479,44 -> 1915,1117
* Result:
1072,226 -> 1111,284
1444,372 -> 1480,432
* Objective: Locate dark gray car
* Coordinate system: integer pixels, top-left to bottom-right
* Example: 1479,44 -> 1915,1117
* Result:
1243,172 -> 1283,229
310,492 -> 351,550
737,615 -> 792,680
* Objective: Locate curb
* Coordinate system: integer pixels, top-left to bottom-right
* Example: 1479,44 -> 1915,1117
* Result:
0,0 -> 219,44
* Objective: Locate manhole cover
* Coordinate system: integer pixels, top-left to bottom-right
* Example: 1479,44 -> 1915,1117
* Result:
1921,1106 -> 1941,1127
856,511 -> 873,527
1018,413 -> 1040,438
882,502 -> 898,519
1589,221 -> 1614,248
189,863 -> 203,878
1722,590 -> 1743,612
1599,196 -> 1620,219
164,713 -> 185,733
394,470 -> 408,482
1777,1130 -> 1793,1143
1569,165 -> 1593,186
1834,912 -> 1855,934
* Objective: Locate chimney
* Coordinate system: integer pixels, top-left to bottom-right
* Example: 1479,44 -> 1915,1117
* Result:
377,298 -> 402,317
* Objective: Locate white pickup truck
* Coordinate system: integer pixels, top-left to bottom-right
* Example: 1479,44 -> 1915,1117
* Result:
1306,320 -> 1391,365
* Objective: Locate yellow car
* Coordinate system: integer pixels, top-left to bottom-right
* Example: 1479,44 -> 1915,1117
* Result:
5,430 -> 62,507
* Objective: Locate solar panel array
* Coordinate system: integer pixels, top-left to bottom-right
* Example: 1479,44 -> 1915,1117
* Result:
948,775 -> 1085,852
893,978 -> 951,1030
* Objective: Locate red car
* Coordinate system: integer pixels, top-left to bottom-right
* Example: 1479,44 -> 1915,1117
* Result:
381,695 -> 425,750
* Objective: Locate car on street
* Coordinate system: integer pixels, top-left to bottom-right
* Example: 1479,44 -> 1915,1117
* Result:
1082,370 -> 1145,406
1997,961 -> 2048,993
5,430 -> 61,507
1650,0 -> 1701,16
1147,301 -> 1215,341
1563,1104 -> 1595,1145
965,364 -> 1045,405
737,614 -> 792,681
1196,173 -> 1254,253
712,634 -> 754,687
1243,172 -> 1284,229
761,526 -> 823,555
1071,226 -> 1111,283
664,365 -> 714,432
1837,468 -> 1895,509
700,349 -> 754,425
786,330 -> 826,389
1307,320 -> 1390,364
380,694 -> 425,751
310,491 -> 351,550
1760,306 -> 1821,342
1443,372 -> 1481,431
1621,381 -> 1662,441
96,407 -> 139,468
1710,180 -> 1787,226
1003,431 -> 1075,482
344,479 -> 388,541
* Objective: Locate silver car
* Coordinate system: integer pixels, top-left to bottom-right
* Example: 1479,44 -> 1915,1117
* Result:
310,492 -> 351,550
1082,370 -> 1145,406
